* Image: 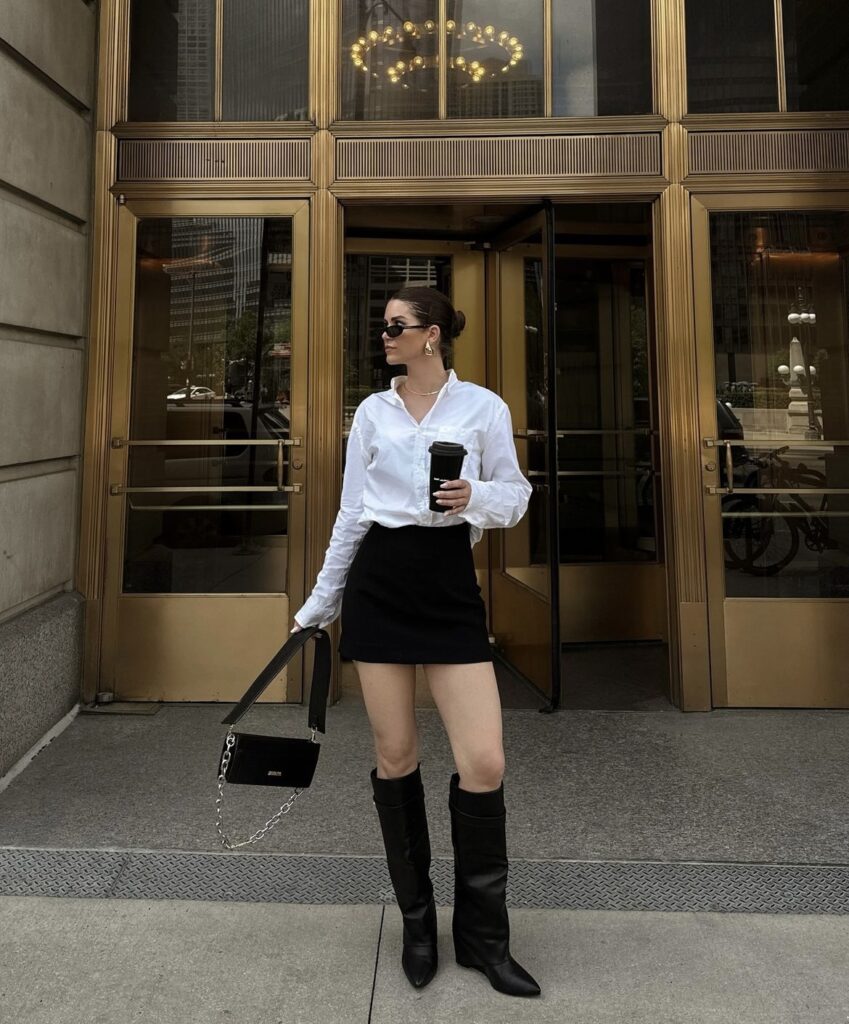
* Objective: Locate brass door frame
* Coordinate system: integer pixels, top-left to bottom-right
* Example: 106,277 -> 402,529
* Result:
96,198 -> 310,701
692,190 -> 849,708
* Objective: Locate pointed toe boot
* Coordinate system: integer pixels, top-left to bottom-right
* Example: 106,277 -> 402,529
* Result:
371,765 -> 438,989
449,773 -> 541,998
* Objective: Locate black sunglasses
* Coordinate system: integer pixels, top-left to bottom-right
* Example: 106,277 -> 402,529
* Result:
381,322 -> 429,338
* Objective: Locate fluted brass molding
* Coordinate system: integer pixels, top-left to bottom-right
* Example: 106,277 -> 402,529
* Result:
214,0 -> 224,121
113,122 -> 318,139
79,0 -> 130,700
682,112 -> 849,130
543,0 -> 553,117
108,182 -> 318,201
333,182 -> 668,202
690,195 -> 728,706
336,134 -> 662,181
330,115 -> 668,136
117,139 -> 311,182
112,118 -> 670,140
688,191 -> 849,238
653,0 -> 686,123
774,0 -> 787,112
651,0 -> 702,706
311,0 -> 337,127
654,183 -> 711,710
663,120 -> 688,185
651,0 -> 709,710
77,133 -> 121,703
689,130 -> 849,176
657,186 -> 705,604
95,0 -> 129,130
306,187 -> 344,698
681,175 -> 849,194
438,0 -> 447,121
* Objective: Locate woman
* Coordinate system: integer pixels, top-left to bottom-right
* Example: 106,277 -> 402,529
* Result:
291,286 -> 540,998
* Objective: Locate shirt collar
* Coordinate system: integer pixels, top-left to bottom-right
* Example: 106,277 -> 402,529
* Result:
380,369 -> 458,405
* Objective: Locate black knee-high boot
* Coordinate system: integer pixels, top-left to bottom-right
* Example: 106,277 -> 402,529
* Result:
449,773 -> 540,997
371,765 -> 438,989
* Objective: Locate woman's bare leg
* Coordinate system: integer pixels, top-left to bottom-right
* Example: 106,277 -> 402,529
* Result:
422,661 -> 505,791
354,661 -> 418,779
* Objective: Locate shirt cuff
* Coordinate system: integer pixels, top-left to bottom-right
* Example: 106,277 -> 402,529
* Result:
292,595 -> 338,630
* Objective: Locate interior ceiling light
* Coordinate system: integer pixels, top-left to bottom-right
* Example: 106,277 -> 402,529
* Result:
349,19 -> 523,85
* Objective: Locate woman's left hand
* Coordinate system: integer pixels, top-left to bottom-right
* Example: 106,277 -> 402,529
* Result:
435,478 -> 472,515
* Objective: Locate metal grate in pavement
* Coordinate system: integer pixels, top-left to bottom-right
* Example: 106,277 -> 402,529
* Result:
2,848 -> 848,914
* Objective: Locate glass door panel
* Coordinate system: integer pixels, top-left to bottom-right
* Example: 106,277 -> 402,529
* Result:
489,207 -> 561,706
699,206 -> 849,707
103,203 -> 309,702
553,247 -> 666,647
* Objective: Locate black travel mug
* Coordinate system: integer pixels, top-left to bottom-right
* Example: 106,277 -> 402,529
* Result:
428,441 -> 468,513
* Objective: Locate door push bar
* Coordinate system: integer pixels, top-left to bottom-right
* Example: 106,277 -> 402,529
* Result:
109,484 -> 302,496
111,438 -> 302,447
109,437 -> 302,496
702,437 -> 849,497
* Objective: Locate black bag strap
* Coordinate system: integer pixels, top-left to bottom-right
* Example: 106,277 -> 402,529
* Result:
221,627 -> 331,732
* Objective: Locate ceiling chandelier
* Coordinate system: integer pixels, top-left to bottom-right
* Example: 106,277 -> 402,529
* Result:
350,19 -> 524,86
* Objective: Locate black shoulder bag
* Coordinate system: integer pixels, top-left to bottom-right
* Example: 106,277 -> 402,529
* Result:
216,626 -> 331,849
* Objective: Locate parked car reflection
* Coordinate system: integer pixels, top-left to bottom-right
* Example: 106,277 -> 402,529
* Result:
166,385 -> 217,401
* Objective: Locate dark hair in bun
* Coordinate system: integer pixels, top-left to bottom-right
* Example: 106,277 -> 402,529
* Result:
391,286 -> 465,365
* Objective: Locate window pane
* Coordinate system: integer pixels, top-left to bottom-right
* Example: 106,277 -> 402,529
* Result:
783,0 -> 849,112
221,0 -> 308,120
446,2 -> 543,118
710,211 -> 849,599
125,217 -> 295,593
341,1 -> 439,119
129,0 -> 215,121
686,0 -> 778,113
343,254 -> 452,425
553,0 -> 652,116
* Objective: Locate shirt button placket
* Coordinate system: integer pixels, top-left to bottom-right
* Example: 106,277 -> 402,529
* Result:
419,431 -> 429,518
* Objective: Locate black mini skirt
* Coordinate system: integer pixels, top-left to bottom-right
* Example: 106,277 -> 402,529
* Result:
339,521 -> 493,665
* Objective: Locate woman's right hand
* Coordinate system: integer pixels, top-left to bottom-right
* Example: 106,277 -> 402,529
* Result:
290,620 -> 303,634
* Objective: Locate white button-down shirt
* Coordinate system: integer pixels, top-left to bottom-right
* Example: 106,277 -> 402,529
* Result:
294,370 -> 532,628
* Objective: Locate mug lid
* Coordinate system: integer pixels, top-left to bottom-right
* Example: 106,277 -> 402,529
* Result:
428,441 -> 468,457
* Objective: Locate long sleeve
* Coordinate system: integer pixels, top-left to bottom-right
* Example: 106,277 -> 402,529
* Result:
461,401 -> 532,530
293,414 -> 371,628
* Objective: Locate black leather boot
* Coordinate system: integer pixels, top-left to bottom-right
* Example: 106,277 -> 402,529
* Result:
449,773 -> 540,997
371,765 -> 438,989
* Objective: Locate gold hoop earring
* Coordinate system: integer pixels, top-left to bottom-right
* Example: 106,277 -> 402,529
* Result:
424,340 -> 434,356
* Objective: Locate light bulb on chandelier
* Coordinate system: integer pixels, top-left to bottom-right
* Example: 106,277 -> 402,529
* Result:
349,18 -> 524,86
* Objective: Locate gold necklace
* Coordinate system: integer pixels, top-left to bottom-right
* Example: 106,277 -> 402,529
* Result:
403,377 -> 447,397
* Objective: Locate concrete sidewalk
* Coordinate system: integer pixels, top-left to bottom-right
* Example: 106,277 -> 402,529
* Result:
3,897 -> 848,1024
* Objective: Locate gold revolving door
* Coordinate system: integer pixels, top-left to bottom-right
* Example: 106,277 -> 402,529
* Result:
488,204 -> 562,707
